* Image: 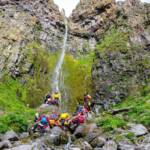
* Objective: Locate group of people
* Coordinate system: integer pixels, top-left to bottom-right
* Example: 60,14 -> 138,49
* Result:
31,92 -> 92,134
44,91 -> 61,106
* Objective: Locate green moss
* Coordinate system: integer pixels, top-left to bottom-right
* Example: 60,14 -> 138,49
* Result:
96,113 -> 126,131
62,53 -> 93,112
23,42 -> 59,107
0,76 -> 35,133
96,28 -> 129,53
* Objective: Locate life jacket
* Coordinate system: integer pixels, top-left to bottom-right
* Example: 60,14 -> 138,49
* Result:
53,93 -> 61,100
40,116 -> 48,125
49,119 -> 56,127
60,113 -> 70,120
76,105 -> 83,113
78,114 -> 85,124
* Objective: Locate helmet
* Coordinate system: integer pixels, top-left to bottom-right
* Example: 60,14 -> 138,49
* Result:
35,113 -> 39,118
55,90 -> 58,94
60,113 -> 70,120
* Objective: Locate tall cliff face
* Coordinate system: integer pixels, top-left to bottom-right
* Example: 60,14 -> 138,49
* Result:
0,0 -> 118,77
67,0 -> 117,54
92,0 -> 150,108
69,0 -> 116,39
117,0 -> 150,45
0,0 -> 66,77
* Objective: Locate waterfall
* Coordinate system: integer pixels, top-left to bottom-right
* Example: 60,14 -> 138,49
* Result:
52,18 -> 68,92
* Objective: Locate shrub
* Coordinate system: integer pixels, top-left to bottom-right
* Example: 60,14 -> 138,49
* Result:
62,54 -> 93,112
0,113 -> 33,133
96,28 -> 129,53
96,114 -> 126,131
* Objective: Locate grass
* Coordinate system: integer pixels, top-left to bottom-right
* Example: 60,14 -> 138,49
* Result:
0,76 -> 35,133
21,42 -> 59,107
0,41 -> 60,133
95,90 -> 150,132
96,113 -> 126,132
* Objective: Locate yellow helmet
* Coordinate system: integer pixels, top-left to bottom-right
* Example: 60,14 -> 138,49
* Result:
60,113 -> 70,120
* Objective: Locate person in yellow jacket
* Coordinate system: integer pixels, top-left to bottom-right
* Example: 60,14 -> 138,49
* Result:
52,91 -> 61,101
59,113 -> 70,128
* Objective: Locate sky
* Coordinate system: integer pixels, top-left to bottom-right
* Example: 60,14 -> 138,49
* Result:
54,0 -> 150,17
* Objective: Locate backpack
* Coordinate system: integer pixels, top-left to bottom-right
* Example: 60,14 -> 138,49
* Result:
41,116 -> 47,125
50,114 -> 58,120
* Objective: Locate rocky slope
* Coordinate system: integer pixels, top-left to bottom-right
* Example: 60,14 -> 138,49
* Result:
92,0 -> 150,108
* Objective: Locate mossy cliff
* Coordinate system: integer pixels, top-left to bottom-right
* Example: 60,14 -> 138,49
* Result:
92,0 -> 150,108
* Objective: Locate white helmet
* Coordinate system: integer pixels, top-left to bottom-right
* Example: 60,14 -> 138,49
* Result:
35,113 -> 39,118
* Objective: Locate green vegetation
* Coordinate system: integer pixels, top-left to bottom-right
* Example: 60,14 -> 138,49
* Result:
96,113 -> 126,131
22,42 -> 59,107
114,93 -> 150,126
62,52 -> 94,112
95,90 -> 150,132
0,42 -> 59,133
96,28 -> 129,53
0,76 -> 35,133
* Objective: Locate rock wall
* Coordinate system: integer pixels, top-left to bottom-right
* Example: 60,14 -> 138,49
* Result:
69,0 -> 116,39
92,0 -> 150,108
0,0 -> 66,77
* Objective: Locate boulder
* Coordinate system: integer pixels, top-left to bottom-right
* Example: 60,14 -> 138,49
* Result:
0,140 -> 12,149
7,144 -> 32,150
74,125 -> 88,138
19,132 -> 29,139
44,127 -> 68,146
128,124 -> 148,136
103,140 -> 117,150
87,123 -> 98,133
3,130 -> 19,141
81,141 -> 93,150
137,143 -> 150,150
85,132 -> 105,148
118,142 -> 136,150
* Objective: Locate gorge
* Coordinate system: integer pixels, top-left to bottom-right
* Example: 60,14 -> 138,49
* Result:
0,0 -> 150,149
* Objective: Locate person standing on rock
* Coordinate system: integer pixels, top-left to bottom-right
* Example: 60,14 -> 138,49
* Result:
84,93 -> 92,111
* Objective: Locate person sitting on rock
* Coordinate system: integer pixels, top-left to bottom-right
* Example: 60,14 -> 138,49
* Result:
33,115 -> 49,133
52,90 -> 61,105
49,113 -> 59,128
34,113 -> 40,122
69,112 -> 86,131
59,112 -> 70,129
44,94 -> 52,104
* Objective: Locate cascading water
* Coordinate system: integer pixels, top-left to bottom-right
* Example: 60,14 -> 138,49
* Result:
52,18 -> 68,92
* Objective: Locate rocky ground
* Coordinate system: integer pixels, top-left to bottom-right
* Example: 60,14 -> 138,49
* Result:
1,114 -> 150,150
